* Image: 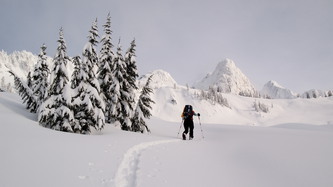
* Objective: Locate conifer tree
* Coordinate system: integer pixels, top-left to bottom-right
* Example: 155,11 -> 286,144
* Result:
12,44 -> 49,113
131,75 -> 155,133
32,44 -> 50,111
71,20 -> 105,134
85,18 -> 99,79
8,70 -> 37,113
98,13 -> 115,123
124,39 -> 139,132
70,56 -> 85,133
38,28 -> 74,132
98,13 -> 114,70
124,39 -> 138,90
110,42 -> 132,130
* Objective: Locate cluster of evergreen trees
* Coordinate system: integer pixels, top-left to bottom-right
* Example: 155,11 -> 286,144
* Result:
9,14 -> 154,134
193,87 -> 230,108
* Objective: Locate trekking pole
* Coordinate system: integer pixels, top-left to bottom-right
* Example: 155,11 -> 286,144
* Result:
198,116 -> 204,139
177,119 -> 183,138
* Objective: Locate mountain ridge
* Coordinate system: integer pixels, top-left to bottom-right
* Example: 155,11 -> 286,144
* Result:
193,58 -> 258,97
261,80 -> 297,99
1,50 -> 332,99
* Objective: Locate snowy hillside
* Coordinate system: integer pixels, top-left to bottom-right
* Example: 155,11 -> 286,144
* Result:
0,50 -> 38,92
194,58 -> 257,97
138,69 -> 177,89
149,83 -> 333,126
0,50 -> 74,92
136,69 -> 333,126
261,80 -> 297,99
1,90 -> 333,187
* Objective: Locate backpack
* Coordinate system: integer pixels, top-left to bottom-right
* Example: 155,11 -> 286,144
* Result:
182,105 -> 193,120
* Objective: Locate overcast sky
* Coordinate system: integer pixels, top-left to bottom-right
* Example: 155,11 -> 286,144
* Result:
1,0 -> 332,93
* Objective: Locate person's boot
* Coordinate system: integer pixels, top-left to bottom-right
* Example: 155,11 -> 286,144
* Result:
182,133 -> 186,140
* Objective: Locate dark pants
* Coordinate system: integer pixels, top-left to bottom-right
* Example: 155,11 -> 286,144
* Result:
183,118 -> 194,138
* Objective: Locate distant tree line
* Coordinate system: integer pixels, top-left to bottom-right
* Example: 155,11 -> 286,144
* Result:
9,14 -> 154,134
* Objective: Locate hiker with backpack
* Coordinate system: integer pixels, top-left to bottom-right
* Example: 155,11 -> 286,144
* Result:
181,105 -> 200,140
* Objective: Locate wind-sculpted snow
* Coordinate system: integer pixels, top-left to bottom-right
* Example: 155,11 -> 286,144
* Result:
114,139 -> 179,187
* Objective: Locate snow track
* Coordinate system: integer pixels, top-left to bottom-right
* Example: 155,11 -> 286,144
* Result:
114,139 -> 179,187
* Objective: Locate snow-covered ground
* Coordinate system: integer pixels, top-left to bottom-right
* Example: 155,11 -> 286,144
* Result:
1,91 -> 333,187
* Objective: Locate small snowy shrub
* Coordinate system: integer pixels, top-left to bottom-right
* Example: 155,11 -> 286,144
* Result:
253,100 -> 271,113
197,88 -> 230,108
327,90 -> 333,97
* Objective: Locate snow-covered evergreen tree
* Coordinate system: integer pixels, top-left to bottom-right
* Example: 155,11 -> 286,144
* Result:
110,42 -> 132,130
84,18 -> 99,79
124,39 -> 139,131
253,100 -> 271,113
71,20 -> 105,134
8,70 -> 37,112
31,44 -> 50,111
38,28 -> 74,132
124,39 -> 138,90
98,13 -> 114,70
70,56 -> 85,133
98,13 -> 115,123
10,44 -> 49,113
131,75 -> 155,133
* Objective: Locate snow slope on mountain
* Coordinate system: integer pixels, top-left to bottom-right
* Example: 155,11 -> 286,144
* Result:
0,50 -> 38,92
0,50 -> 73,92
194,58 -> 257,96
138,69 -> 177,89
147,75 -> 333,126
1,90 -> 333,187
262,80 -> 297,99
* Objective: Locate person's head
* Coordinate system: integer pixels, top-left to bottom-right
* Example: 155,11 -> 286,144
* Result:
184,105 -> 193,113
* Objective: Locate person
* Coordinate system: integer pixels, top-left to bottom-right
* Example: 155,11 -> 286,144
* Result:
181,105 -> 200,140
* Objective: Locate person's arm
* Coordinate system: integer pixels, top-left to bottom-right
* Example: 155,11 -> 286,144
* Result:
193,111 -> 200,116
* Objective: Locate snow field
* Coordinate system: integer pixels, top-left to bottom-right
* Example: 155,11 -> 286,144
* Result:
149,83 -> 333,127
138,123 -> 333,187
1,92 -> 333,187
114,139 -> 180,187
